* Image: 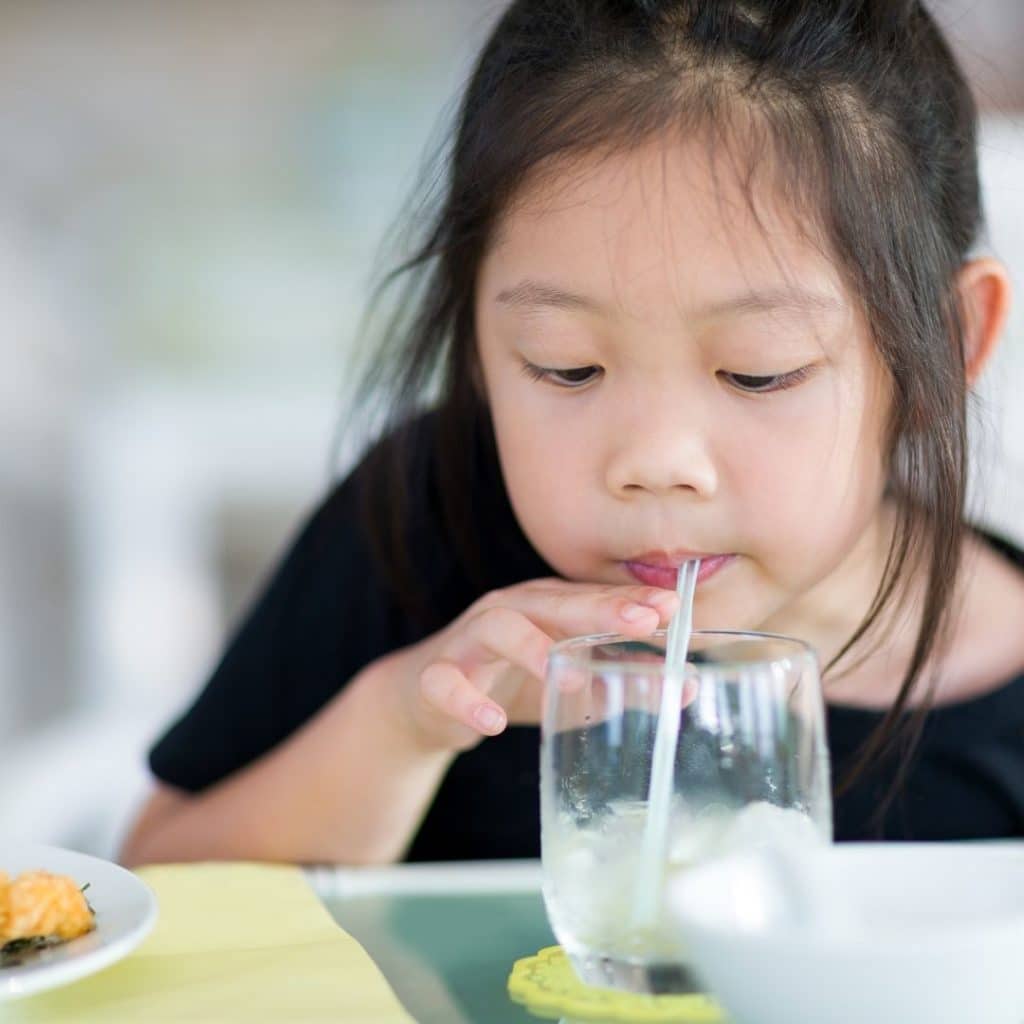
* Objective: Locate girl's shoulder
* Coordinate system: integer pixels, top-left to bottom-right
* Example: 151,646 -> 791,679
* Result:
825,528 -> 1024,714
931,528 -> 1024,707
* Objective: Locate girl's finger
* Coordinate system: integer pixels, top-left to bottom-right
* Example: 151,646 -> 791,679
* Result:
487,581 -> 680,640
449,606 -> 553,681
418,659 -> 508,736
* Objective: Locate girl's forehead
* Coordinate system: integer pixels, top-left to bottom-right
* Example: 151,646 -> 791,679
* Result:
482,138 -> 847,319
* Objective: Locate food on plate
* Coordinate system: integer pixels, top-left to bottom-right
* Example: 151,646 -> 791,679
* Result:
1,870 -> 95,964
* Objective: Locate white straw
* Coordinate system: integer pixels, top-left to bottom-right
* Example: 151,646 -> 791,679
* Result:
631,558 -> 700,930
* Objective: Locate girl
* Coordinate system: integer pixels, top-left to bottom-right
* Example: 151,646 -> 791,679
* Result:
122,0 -> 1024,867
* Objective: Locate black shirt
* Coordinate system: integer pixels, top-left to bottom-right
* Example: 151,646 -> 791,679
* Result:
150,416 -> 1024,857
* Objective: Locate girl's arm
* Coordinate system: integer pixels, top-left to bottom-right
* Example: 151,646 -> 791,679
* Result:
121,578 -> 678,867
120,648 -> 454,867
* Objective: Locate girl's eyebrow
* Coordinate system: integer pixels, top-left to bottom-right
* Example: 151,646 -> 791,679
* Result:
697,287 -> 845,321
495,279 -> 603,314
494,278 -> 844,321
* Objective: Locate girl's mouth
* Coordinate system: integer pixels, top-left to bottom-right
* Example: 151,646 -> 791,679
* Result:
623,554 -> 736,590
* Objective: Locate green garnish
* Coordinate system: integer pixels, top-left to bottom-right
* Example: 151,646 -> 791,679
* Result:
1,935 -> 62,968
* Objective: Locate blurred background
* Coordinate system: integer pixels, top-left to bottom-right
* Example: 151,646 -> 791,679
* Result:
1,0 -> 1022,860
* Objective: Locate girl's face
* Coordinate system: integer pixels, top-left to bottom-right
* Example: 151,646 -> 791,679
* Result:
474,138 -> 893,650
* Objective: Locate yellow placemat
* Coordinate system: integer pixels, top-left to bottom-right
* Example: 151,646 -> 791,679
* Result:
508,946 -> 725,1023
5,862 -> 414,1023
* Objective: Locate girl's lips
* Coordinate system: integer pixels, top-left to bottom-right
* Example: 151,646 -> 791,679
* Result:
624,554 -> 735,589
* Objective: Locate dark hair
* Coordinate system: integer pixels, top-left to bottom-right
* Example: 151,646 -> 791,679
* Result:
350,0 -> 981,812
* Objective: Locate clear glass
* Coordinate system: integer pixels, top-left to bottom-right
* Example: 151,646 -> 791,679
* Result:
541,629 -> 832,994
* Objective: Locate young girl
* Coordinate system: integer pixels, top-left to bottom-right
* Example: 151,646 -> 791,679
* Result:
122,0 -> 1024,867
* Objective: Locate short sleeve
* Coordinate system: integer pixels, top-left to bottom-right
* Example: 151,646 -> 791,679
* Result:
148,468 -> 414,793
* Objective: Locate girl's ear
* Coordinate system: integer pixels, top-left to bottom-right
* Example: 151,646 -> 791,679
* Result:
955,257 -> 1012,386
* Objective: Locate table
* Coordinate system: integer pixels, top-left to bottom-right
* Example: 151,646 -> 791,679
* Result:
308,860 -> 555,1024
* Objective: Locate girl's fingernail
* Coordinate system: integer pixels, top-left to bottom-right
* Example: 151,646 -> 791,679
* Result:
621,603 -> 656,622
475,705 -> 506,732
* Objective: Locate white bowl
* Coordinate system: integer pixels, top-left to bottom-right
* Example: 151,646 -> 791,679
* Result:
668,842 -> 1024,1024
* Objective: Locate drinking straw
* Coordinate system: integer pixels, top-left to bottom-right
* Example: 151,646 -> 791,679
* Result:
631,558 -> 700,930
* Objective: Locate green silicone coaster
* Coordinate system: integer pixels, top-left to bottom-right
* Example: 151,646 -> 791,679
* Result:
507,945 -> 725,1022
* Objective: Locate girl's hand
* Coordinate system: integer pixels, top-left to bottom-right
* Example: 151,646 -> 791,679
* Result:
384,579 -> 680,752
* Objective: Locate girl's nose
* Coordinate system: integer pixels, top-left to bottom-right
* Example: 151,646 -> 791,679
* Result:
604,413 -> 718,500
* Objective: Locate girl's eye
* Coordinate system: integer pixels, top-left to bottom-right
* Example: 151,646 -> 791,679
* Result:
520,361 -> 603,388
720,366 -> 814,394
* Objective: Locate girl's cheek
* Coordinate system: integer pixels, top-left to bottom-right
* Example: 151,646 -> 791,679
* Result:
731,440 -> 846,566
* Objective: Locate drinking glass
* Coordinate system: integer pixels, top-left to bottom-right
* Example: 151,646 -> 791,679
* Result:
541,629 -> 831,994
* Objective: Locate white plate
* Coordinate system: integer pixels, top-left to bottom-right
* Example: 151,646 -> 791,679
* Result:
1,843 -> 157,1002
669,842 -> 1024,1024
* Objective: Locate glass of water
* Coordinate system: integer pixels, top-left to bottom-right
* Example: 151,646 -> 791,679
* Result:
541,629 -> 831,994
